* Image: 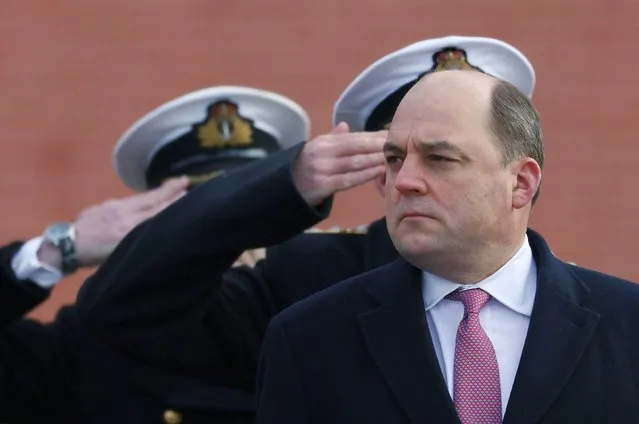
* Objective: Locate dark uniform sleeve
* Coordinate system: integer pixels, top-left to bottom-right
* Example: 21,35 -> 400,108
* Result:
76,144 -> 331,388
200,230 -> 372,389
0,308 -> 78,423
0,242 -> 51,327
0,245 -> 78,422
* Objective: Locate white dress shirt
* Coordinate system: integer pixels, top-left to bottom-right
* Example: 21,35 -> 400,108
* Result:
422,236 -> 537,415
10,236 -> 63,288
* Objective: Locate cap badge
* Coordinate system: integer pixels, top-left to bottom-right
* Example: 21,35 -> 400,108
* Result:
429,47 -> 484,73
196,100 -> 254,148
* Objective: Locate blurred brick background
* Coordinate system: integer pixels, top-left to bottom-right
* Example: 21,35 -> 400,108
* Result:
0,0 -> 636,321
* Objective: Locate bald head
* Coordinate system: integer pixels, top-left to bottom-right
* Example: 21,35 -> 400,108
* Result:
394,70 -> 497,135
414,69 -> 498,103
390,70 -> 543,201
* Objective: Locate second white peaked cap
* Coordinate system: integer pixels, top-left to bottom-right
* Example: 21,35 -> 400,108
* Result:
333,35 -> 535,132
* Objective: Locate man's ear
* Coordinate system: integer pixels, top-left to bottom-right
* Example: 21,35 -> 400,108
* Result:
511,158 -> 542,209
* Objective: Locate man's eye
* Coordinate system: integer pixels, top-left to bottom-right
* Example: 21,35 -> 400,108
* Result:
429,155 -> 455,162
385,155 -> 402,164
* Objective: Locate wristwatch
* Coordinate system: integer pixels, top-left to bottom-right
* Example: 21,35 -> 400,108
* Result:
43,222 -> 79,275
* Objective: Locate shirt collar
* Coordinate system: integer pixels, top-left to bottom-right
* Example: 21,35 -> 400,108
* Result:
422,235 -> 537,317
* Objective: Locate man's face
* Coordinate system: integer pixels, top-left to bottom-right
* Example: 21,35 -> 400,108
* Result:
383,71 -> 517,267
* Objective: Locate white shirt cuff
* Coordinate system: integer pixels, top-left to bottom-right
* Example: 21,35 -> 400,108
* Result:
10,236 -> 63,288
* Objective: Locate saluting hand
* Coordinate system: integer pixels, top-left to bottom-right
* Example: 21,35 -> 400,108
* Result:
292,122 -> 387,206
73,177 -> 189,267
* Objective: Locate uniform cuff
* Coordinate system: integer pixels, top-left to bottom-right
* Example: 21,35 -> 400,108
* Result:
11,236 -> 64,288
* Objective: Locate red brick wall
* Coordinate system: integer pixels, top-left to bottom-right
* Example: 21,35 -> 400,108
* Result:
0,0 -> 636,321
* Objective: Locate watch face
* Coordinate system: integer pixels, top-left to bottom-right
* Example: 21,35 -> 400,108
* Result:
44,222 -> 78,274
46,223 -> 73,241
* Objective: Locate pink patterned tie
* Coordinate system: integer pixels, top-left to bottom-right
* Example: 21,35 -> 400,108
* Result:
446,289 -> 502,424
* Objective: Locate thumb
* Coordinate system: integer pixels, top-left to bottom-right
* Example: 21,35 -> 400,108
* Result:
330,121 -> 350,135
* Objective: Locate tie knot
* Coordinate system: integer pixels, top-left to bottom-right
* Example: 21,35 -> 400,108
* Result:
446,288 -> 491,315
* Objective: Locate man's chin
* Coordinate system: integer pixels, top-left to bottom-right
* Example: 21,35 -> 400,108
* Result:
396,234 -> 440,262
